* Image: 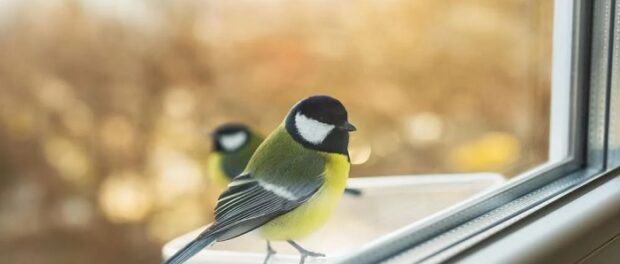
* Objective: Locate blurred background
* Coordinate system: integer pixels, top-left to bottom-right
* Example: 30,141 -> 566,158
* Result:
0,0 -> 553,263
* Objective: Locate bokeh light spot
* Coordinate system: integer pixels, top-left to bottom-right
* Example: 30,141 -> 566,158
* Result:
56,196 -> 93,228
150,146 -> 205,206
403,112 -> 444,145
349,138 -> 372,165
99,171 -> 153,223
450,132 -> 521,171
44,137 -> 92,185
163,88 -> 196,119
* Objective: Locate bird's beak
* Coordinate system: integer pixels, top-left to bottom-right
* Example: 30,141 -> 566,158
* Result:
208,132 -> 216,139
339,121 -> 357,132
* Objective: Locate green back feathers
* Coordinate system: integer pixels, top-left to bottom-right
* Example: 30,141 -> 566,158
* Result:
245,124 -> 326,186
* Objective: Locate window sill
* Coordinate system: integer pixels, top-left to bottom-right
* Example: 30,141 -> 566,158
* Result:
448,168 -> 620,264
161,173 -> 505,264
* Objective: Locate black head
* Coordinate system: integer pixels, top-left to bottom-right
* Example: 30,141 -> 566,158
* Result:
210,123 -> 252,153
285,95 -> 356,155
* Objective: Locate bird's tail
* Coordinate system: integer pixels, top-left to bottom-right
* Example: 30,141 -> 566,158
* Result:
162,232 -> 218,264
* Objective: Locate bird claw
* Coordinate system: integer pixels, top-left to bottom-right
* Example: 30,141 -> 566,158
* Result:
263,241 -> 277,264
303,250 -> 325,258
287,240 -> 325,264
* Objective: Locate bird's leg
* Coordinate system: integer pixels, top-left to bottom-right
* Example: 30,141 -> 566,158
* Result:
287,240 -> 325,264
263,241 -> 277,264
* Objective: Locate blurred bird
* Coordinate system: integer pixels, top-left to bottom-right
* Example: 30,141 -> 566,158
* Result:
208,124 -> 362,196
164,95 -> 357,264
207,124 -> 264,191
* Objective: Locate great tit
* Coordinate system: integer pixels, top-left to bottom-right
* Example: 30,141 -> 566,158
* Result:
164,95 -> 357,264
208,123 -> 362,196
207,123 -> 264,191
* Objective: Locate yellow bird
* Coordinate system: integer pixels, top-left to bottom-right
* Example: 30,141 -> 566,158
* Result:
164,95 -> 356,264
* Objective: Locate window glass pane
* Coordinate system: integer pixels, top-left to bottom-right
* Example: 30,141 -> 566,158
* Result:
0,0 -> 555,263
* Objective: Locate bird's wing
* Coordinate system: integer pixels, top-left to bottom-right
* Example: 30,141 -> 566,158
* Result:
207,172 -> 324,241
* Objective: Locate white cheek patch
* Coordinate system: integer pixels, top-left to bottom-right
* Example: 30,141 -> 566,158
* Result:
295,112 -> 335,145
219,131 -> 247,151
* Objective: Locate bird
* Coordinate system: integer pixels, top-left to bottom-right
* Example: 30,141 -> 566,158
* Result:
163,95 -> 357,264
207,123 -> 264,192
207,123 -> 362,196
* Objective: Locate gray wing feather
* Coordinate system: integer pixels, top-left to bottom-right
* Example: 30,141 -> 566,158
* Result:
208,173 -> 324,242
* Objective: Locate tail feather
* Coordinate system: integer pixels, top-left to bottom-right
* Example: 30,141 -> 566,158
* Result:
162,233 -> 218,264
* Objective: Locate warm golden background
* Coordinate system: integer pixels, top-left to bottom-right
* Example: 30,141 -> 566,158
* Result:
0,0 -> 552,263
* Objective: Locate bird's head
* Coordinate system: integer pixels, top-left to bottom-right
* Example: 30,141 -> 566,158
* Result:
210,123 -> 252,153
285,95 -> 356,155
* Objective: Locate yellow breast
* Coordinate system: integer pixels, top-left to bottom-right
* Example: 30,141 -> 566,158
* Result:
207,153 -> 231,192
258,153 -> 350,240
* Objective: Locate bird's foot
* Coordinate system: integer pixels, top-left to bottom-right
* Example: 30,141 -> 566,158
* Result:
263,241 -> 277,264
301,250 -> 325,258
298,252 -> 326,264
287,240 -> 325,264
